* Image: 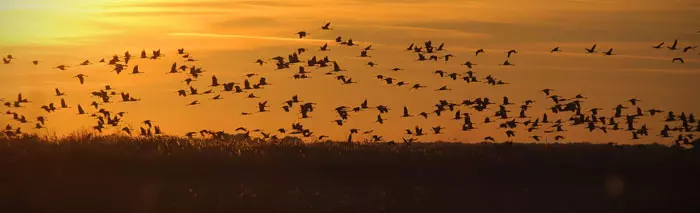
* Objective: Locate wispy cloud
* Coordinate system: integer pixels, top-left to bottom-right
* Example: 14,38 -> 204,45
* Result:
216,17 -> 280,28
105,0 -> 305,9
356,24 -> 493,39
168,32 -> 332,43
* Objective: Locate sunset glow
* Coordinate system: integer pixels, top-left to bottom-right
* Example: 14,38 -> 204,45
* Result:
1,0 -> 699,144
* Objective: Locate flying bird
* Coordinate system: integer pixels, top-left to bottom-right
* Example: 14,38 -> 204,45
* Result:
463,61 -> 476,68
321,22 -> 332,30
652,42 -> 664,49
54,65 -> 69,71
74,74 -> 87,84
435,86 -> 451,91
131,65 -> 143,74
297,31 -> 309,39
506,49 -> 517,57
585,44 -> 597,53
668,39 -> 678,50
77,105 -> 85,114
402,106 -> 412,117
211,75 -> 220,87
603,48 -> 615,56
500,60 -> 514,66
54,88 -> 65,96
542,88 -> 554,96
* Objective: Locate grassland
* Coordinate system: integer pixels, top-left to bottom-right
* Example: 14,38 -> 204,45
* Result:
0,135 -> 698,213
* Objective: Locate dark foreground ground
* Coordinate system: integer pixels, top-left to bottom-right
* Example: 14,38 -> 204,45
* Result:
0,136 -> 698,213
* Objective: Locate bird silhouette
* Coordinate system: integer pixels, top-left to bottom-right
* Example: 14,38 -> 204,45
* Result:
359,50 -> 370,57
435,86 -> 451,91
462,61 -> 476,68
416,53 -> 427,61
432,126 -> 444,134
447,73 -> 459,81
121,127 -> 133,135
585,44 -> 597,53
54,65 -> 69,71
211,75 -> 220,87
505,130 -> 516,138
297,31 -> 309,39
90,101 -> 100,109
319,43 -> 329,51
333,62 -> 344,72
436,43 -> 445,51
54,88 -> 65,96
344,39 -> 356,46
321,22 -> 332,30
603,48 -> 615,56
442,54 -> 453,62
406,43 -> 415,51
683,46 -> 697,52
74,74 -> 87,84
434,70 -> 445,77
258,101 -> 269,112
189,86 -> 198,95
500,60 -> 514,66
672,58 -> 684,64
376,114 -> 386,124
628,98 -> 640,106
652,42 -> 664,49
59,98 -> 68,108
131,65 -> 143,74
542,88 -> 554,96
668,39 -> 678,50
418,112 -> 429,119
506,49 -> 517,58
77,105 -> 85,114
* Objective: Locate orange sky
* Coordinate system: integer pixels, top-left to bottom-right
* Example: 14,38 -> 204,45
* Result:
1,0 -> 699,144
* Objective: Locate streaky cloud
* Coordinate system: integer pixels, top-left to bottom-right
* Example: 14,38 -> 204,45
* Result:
168,32 -> 332,43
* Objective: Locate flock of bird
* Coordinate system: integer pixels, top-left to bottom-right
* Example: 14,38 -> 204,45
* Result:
1,22 -> 699,146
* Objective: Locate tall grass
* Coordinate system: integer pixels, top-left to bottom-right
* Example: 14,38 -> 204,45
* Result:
0,134 -> 698,213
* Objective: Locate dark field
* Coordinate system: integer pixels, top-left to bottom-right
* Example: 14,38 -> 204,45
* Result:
1,135 -> 698,213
